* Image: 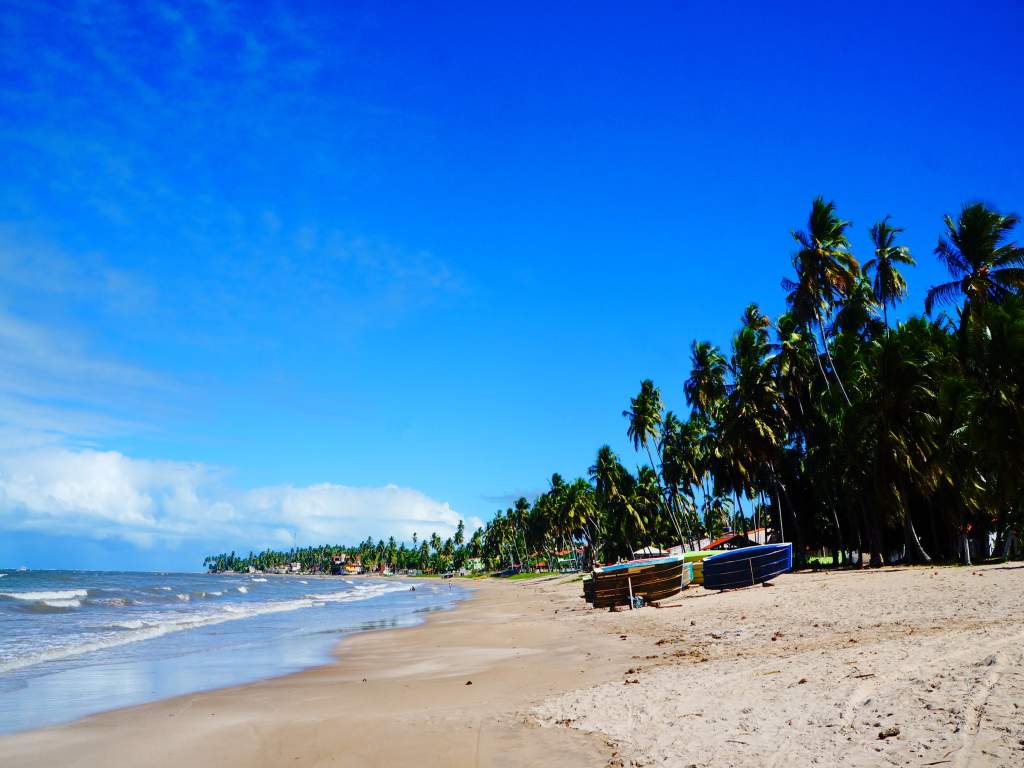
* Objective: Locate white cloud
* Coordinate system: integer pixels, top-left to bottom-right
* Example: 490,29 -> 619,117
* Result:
0,446 -> 476,552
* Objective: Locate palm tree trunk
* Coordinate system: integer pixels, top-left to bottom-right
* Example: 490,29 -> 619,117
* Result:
645,443 -> 684,547
959,530 -> 972,565
993,506 -> 1009,561
816,309 -> 852,406
863,500 -> 884,567
903,512 -> 931,563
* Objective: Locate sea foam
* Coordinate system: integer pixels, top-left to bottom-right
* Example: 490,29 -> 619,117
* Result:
0,582 -> 412,674
1,589 -> 88,601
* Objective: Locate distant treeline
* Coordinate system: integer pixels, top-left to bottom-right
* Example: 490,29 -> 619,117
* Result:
204,524 -> 481,573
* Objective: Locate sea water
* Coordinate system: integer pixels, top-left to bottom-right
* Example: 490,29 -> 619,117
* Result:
0,569 -> 462,734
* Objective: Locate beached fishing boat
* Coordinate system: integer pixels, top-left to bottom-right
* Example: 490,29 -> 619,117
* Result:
701,543 -> 792,590
583,555 -> 693,609
680,549 -> 726,585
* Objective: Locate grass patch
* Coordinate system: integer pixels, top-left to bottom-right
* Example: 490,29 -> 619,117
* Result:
502,571 -> 551,580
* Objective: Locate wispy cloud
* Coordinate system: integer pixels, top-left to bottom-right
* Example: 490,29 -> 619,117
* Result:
0,308 -> 167,440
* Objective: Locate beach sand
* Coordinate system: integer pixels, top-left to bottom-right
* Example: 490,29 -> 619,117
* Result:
2,563 -> 1023,767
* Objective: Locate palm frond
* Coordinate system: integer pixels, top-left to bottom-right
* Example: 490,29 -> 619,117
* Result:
925,280 -> 962,315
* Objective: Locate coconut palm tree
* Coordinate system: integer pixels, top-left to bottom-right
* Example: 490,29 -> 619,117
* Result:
720,325 -> 788,535
959,295 -> 1024,557
590,445 -> 644,558
624,380 -> 684,542
848,319 -> 944,563
864,216 -> 915,329
782,197 -> 861,404
684,341 -> 727,419
832,275 -> 884,341
623,379 -> 664,473
925,203 -> 1024,316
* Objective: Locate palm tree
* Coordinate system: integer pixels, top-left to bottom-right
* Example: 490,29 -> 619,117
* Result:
741,302 -> 772,341
848,319 -> 943,563
659,411 -> 699,548
925,203 -> 1024,316
590,445 -> 643,558
959,295 -> 1024,558
720,325 -> 788,536
684,341 -> 727,419
832,275 -> 884,341
623,379 -> 684,542
782,197 -> 861,404
865,216 -> 915,329
623,379 -> 664,473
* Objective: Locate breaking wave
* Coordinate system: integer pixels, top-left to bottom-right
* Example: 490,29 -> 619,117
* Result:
0,582 -> 411,674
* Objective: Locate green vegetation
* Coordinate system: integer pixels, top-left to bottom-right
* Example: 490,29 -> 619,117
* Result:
204,523 -> 484,574
477,199 -> 1024,570
207,199 -> 1024,574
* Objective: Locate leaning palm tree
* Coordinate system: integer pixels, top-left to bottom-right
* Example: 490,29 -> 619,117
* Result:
864,216 -> 915,329
782,197 -> 861,405
925,202 -> 1024,316
623,379 -> 664,473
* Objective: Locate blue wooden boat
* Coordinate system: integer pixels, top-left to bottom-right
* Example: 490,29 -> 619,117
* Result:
701,543 -> 792,590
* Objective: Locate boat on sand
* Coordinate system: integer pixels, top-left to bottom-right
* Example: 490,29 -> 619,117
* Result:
701,543 -> 793,590
680,549 -> 726,585
582,555 -> 693,609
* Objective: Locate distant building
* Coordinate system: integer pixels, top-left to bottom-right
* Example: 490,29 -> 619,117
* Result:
288,561 -> 301,573
702,527 -> 770,550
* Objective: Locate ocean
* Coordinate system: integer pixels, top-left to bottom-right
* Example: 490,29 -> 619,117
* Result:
0,569 -> 463,735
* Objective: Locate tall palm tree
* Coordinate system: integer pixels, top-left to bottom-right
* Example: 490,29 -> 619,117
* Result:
741,302 -> 772,342
590,445 -> 644,558
864,216 -> 915,329
925,203 -> 1024,316
623,380 -> 663,471
720,325 -> 788,535
684,341 -> 727,419
659,410 -> 697,547
623,380 -> 683,543
782,197 -> 861,405
848,319 -> 942,563
831,275 -> 883,341
959,295 -> 1024,557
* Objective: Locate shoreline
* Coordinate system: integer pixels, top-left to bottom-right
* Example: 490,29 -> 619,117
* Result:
0,575 -> 622,768
3,565 -> 1023,766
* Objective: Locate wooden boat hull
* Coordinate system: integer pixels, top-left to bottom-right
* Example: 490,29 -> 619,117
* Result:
701,544 -> 793,590
681,550 -> 726,585
583,557 -> 693,608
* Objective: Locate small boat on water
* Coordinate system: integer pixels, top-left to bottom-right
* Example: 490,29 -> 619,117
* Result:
583,555 -> 693,609
701,543 -> 793,590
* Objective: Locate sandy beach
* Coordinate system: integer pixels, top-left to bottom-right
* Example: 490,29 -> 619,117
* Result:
2,564 -> 1023,767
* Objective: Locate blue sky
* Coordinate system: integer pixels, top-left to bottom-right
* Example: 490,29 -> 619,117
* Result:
0,1 -> 1021,570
